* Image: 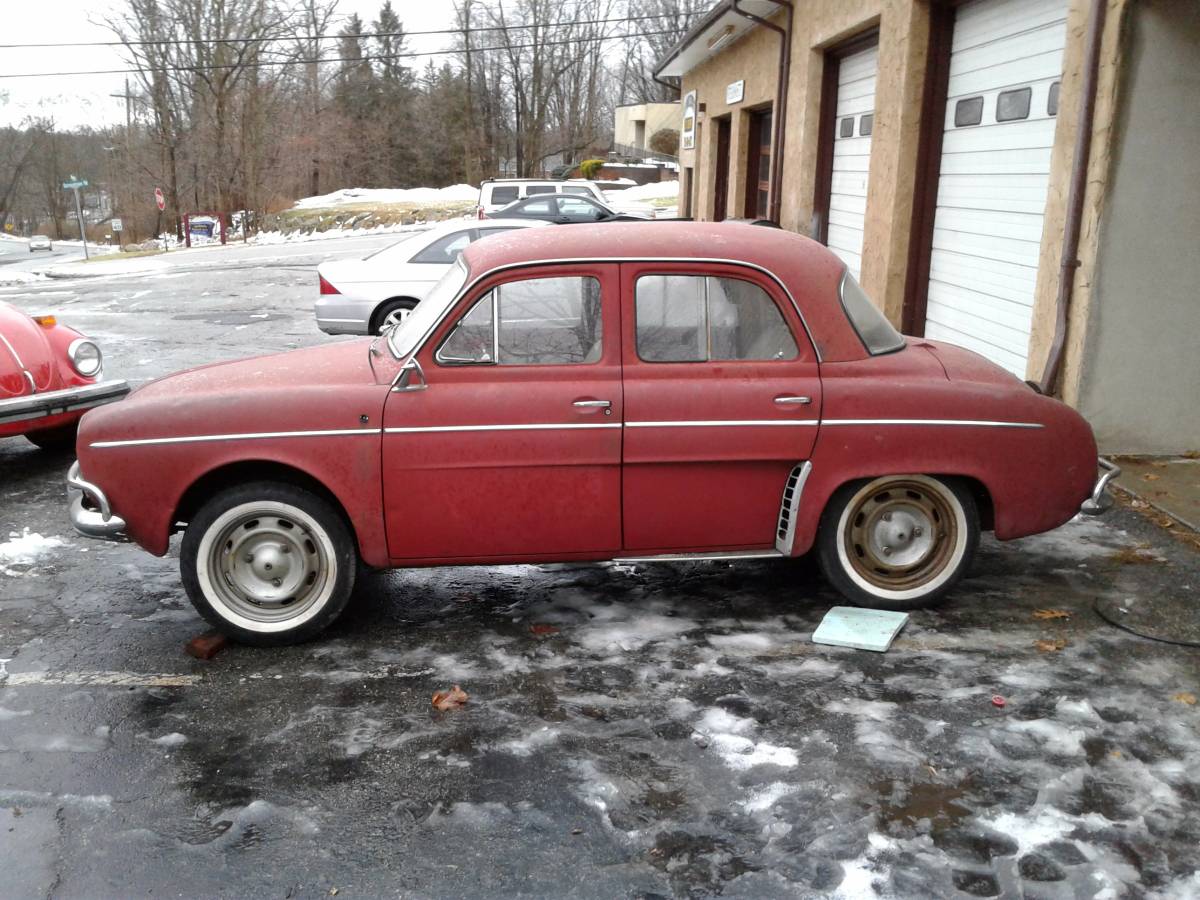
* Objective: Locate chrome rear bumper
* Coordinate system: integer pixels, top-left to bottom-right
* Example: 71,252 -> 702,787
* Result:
1080,458 -> 1121,516
67,460 -> 128,541
0,380 -> 129,425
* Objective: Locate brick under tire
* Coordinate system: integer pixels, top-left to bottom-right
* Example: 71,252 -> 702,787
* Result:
181,481 -> 357,646
816,474 -> 979,611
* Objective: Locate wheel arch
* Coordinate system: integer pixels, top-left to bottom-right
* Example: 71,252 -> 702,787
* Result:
172,459 -> 361,552
369,296 -> 421,333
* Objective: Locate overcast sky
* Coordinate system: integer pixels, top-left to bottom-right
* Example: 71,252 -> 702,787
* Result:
0,0 -> 459,129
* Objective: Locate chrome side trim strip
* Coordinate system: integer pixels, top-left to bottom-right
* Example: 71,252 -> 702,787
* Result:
775,460 -> 813,556
821,419 -> 1043,429
385,422 -> 622,434
613,549 -> 783,563
90,428 -> 379,449
627,420 -> 817,428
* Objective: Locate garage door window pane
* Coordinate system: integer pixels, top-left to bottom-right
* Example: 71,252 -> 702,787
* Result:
497,277 -> 602,365
859,114 -> 873,136
636,275 -> 797,362
1047,81 -> 1060,116
839,117 -> 855,138
996,87 -> 1031,122
954,96 -> 984,127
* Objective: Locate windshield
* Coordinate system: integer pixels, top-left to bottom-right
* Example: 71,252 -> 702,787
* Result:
838,270 -> 906,355
363,227 -> 432,261
385,257 -> 470,358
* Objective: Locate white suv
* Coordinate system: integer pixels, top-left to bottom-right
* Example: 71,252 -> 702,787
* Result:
476,179 -> 607,218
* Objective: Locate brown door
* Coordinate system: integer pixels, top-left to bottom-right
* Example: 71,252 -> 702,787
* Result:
714,117 -> 731,222
744,109 -> 772,219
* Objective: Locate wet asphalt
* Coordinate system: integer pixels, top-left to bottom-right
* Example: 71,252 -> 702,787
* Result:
1,237 -> 1199,899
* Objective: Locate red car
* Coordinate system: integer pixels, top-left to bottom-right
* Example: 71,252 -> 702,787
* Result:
67,223 -> 1116,645
1,302 -> 129,450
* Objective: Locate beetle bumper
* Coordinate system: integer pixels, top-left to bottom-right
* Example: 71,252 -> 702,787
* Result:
1079,458 -> 1121,516
0,380 -> 130,427
67,460 -> 129,541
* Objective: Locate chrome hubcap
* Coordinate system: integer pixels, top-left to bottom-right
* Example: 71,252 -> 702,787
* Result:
869,506 -> 934,567
206,507 -> 330,624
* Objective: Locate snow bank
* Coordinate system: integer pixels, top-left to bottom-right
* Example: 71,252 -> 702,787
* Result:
251,220 -> 442,246
606,180 -> 680,202
0,270 -> 48,287
293,184 -> 478,209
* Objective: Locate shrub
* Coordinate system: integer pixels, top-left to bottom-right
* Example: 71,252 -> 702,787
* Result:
579,158 -> 605,180
649,128 -> 680,156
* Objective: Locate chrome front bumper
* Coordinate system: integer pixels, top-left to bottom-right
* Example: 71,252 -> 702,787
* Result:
1080,458 -> 1121,516
0,380 -> 130,425
66,460 -> 129,541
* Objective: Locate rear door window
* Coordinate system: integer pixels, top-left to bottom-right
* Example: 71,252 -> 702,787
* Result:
526,185 -> 556,195
410,231 -> 472,264
635,275 -> 798,362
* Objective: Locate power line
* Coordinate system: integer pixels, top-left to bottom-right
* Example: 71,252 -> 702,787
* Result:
0,12 -> 681,50
0,30 -> 683,80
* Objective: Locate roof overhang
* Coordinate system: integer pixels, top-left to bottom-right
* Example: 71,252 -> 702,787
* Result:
654,0 -> 781,80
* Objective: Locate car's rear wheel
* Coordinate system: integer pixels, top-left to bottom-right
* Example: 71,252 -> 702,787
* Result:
25,422 -> 78,452
816,475 -> 978,611
181,482 -> 357,646
371,298 -> 418,334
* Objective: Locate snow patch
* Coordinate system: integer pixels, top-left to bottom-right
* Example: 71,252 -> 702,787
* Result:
694,707 -> 799,771
292,184 -> 478,209
151,732 -> 187,748
741,781 -> 798,813
0,529 -> 66,573
496,726 -> 560,757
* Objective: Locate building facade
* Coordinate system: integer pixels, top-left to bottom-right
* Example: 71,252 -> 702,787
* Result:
658,0 -> 1199,454
614,102 -> 683,155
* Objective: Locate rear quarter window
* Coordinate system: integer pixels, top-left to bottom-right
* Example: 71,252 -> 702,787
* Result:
489,186 -> 518,205
839,271 -> 905,355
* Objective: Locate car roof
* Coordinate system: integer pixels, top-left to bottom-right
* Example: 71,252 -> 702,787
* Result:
459,221 -> 867,362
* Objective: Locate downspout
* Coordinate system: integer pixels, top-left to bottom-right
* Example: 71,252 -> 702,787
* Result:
731,0 -> 794,223
1038,0 -> 1108,395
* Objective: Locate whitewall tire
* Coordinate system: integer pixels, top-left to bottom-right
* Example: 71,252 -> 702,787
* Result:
816,475 -> 979,611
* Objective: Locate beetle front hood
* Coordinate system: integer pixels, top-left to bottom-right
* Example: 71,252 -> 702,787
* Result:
0,302 -> 54,396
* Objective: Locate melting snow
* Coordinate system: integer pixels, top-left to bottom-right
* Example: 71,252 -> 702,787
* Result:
0,529 -> 66,572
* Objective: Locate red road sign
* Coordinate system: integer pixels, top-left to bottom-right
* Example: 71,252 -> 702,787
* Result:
155,187 -> 165,211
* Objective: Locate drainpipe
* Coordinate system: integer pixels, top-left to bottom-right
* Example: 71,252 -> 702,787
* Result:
1038,0 -> 1108,395
731,0 -> 794,224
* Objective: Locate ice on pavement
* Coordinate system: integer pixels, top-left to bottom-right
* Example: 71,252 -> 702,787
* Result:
0,528 -> 66,573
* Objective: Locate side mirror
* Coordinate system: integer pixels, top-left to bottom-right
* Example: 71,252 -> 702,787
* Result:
392,356 -> 429,392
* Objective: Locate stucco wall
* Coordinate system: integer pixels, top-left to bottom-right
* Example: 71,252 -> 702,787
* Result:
614,103 -> 682,150
1072,1 -> 1200,453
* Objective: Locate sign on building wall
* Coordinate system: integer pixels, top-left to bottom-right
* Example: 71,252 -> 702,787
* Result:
681,91 -> 697,150
726,80 -> 745,105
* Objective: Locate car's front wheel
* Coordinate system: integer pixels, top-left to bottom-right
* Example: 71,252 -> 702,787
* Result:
371,298 -> 417,334
816,475 -> 978,611
181,482 -> 357,645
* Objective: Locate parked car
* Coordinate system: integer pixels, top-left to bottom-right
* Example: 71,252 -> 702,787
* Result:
0,302 -> 129,450
315,218 -> 548,335
28,235 -> 52,252
488,193 -> 653,224
67,222 -> 1115,646
476,178 -> 607,217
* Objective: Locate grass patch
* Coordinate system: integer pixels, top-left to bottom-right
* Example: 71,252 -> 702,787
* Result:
262,200 -> 476,235
83,247 -> 167,263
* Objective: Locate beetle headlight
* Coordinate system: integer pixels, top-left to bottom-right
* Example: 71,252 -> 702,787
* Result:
68,338 -> 103,377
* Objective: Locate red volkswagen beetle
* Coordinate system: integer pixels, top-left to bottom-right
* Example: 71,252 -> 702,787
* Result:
1,302 -> 129,450
68,223 -> 1116,645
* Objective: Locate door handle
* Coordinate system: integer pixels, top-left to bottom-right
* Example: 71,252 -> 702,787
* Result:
774,395 -> 812,406
573,399 -> 612,409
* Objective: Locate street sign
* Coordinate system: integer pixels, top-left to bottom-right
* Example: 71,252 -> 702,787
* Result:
62,179 -> 89,190
111,218 -> 123,233
155,187 -> 165,211
61,176 -> 90,260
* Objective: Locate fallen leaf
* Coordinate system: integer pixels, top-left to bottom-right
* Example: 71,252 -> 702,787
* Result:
1151,460 -> 1169,468
1173,692 -> 1197,706
1033,608 -> 1071,620
432,685 -> 469,711
1142,473 -> 1161,481
1109,749 -> 1123,759
1034,638 -> 1068,652
1110,546 -> 1158,565
529,623 -> 560,637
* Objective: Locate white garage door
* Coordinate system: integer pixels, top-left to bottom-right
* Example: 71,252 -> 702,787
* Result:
826,44 -> 878,281
923,0 -> 1067,377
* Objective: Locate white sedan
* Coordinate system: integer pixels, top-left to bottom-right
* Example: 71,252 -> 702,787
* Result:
314,218 -> 549,335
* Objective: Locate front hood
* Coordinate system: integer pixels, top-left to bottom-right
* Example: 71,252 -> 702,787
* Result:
132,338 -> 378,401
0,302 -> 55,396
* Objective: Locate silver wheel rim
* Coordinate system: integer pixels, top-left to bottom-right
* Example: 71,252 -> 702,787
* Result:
378,306 -> 413,333
198,500 -> 337,631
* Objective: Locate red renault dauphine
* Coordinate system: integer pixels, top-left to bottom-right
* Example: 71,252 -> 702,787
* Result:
68,223 -> 1115,645
1,302 -> 128,449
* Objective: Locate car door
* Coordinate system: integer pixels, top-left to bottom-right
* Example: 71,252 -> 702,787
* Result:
620,262 -> 822,551
381,263 -> 622,562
